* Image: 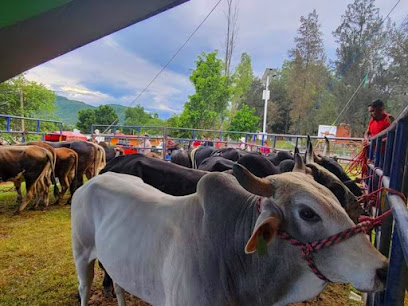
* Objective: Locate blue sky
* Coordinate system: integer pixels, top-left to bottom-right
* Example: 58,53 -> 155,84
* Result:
25,0 -> 407,119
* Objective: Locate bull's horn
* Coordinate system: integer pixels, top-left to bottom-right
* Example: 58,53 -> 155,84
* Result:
233,164 -> 275,197
306,141 -> 314,164
313,150 -> 322,163
294,146 -> 300,155
293,153 -> 306,173
323,136 -> 330,157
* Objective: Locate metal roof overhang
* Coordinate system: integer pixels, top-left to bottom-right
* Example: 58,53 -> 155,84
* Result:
0,0 -> 189,83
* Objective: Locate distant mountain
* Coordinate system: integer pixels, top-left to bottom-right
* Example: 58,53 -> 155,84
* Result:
55,96 -> 94,125
54,96 -> 126,126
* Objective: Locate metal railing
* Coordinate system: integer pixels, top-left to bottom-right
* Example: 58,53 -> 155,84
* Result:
365,105 -> 408,306
0,114 -> 63,142
91,124 -> 363,161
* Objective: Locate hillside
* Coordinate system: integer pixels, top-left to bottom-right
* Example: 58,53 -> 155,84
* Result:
54,96 -> 126,126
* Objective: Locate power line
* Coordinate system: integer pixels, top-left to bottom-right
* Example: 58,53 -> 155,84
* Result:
332,77 -> 366,126
102,0 -> 223,134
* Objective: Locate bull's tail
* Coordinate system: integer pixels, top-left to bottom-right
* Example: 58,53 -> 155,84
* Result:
46,150 -> 59,198
190,147 -> 199,169
93,146 -> 99,177
72,151 -> 79,189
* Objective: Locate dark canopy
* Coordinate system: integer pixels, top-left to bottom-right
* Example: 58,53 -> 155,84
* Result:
0,0 -> 189,82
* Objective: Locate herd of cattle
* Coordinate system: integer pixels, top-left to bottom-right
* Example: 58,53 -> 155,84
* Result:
0,140 -> 124,215
1,138 -> 388,305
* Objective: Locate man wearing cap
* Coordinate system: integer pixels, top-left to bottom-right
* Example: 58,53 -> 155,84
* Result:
363,99 -> 394,146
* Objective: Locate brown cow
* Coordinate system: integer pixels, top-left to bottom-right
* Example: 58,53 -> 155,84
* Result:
24,141 -> 58,197
0,145 -> 54,215
13,141 -> 57,205
53,147 -> 78,205
48,141 -> 97,191
85,143 -> 106,179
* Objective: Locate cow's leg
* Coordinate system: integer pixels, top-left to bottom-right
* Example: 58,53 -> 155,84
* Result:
99,261 -> 115,298
53,175 -> 68,205
76,258 -> 95,306
13,179 -> 23,203
13,177 -> 36,215
41,172 -> 51,210
113,282 -> 126,306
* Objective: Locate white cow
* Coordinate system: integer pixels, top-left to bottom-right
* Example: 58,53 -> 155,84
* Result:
72,158 -> 387,306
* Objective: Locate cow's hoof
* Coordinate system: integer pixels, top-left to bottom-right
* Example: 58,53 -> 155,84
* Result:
12,210 -> 20,216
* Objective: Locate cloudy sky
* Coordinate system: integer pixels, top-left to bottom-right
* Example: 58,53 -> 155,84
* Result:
25,0 -> 407,119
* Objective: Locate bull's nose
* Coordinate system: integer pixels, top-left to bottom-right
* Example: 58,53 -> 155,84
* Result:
376,266 -> 388,285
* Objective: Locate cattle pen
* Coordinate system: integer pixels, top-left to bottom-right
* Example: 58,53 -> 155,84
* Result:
91,123 -> 363,163
0,106 -> 408,305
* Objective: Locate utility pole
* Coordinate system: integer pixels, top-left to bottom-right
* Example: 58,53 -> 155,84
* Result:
262,68 -> 277,134
262,75 -> 270,134
20,88 -> 25,132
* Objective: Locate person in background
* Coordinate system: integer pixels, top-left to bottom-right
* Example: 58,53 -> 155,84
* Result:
166,136 -> 180,154
363,99 -> 394,146
192,138 -> 201,147
260,141 -> 271,155
215,137 -> 222,149
204,137 -> 214,147
143,134 -> 151,153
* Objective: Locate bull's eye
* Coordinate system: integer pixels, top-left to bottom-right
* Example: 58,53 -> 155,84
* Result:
299,207 -> 321,222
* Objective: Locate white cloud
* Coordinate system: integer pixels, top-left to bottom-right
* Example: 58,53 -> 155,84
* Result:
24,0 -> 408,118
25,36 -> 193,114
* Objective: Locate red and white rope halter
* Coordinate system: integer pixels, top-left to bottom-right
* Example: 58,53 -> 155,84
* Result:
255,194 -> 396,282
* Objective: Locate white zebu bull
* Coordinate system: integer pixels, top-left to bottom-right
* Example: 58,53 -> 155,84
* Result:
72,161 -> 388,306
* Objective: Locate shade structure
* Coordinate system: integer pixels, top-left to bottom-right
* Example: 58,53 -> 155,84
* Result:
0,0 -> 189,83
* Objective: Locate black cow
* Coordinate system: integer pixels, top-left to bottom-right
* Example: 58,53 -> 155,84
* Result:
192,146 -> 217,168
101,154 -> 207,196
237,153 -> 280,178
279,159 -> 295,173
98,142 -> 124,163
171,149 -> 192,168
198,157 -> 235,172
268,150 -> 293,165
317,156 -> 362,197
211,147 -> 242,161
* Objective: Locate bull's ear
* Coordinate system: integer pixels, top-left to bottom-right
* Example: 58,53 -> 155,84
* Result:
245,211 -> 281,254
233,164 -> 275,197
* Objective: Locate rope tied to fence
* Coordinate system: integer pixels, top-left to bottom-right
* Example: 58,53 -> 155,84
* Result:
347,144 -> 369,176
358,187 -> 407,210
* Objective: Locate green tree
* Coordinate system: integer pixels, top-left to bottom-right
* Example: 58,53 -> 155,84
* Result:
0,74 -> 56,118
287,9 -> 329,134
227,104 -> 259,140
124,104 -> 152,125
267,67 -> 292,133
76,105 -> 118,133
178,51 -> 230,130
76,109 -> 96,133
241,77 -> 264,122
332,0 -> 388,135
231,53 -> 254,115
386,18 -> 408,116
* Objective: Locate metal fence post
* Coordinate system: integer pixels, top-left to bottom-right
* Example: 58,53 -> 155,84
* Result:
273,135 -> 277,149
6,116 -> 10,131
383,119 -> 408,306
36,120 -> 40,134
